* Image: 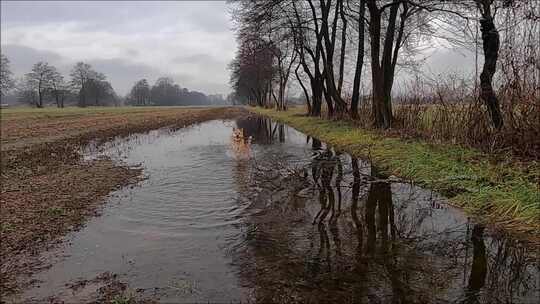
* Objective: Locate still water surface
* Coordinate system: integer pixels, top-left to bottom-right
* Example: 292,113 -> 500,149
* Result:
15,118 -> 539,303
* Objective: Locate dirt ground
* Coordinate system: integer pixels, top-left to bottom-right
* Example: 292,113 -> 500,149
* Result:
0,106 -> 247,298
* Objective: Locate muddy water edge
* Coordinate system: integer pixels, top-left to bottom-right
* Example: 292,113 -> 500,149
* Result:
3,115 -> 539,303
0,107 -> 248,298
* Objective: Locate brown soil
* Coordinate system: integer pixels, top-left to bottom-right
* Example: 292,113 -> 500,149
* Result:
0,107 -> 247,298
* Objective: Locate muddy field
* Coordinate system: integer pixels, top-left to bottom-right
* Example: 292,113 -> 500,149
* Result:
0,106 -> 247,297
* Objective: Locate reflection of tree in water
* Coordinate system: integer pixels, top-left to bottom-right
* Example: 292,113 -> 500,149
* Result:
230,117 -> 287,196
462,224 -> 487,304
236,117 -> 285,144
229,133 -> 538,303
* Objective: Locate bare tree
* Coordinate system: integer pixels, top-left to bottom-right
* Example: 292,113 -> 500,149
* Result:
129,79 -> 151,106
365,0 -> 410,128
229,1 -> 299,110
350,0 -> 366,119
292,0 -> 325,116
0,54 -> 14,97
49,67 -> 67,108
228,0 -> 528,134
15,77 -> 39,107
70,62 -> 95,107
85,72 -> 108,106
270,31 -> 298,111
228,31 -> 275,107
476,0 -> 503,129
295,63 -> 312,113
318,0 -> 349,116
25,62 -> 56,108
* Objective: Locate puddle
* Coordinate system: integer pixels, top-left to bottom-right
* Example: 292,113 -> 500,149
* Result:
8,118 -> 539,303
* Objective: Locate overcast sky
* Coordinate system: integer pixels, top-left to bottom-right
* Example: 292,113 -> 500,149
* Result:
1,1 -> 237,95
1,1 -> 477,97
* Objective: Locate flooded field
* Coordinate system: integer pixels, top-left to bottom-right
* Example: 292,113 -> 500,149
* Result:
8,117 -> 539,303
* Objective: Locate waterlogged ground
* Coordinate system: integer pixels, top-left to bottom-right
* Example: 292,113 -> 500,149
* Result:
8,118 -> 539,303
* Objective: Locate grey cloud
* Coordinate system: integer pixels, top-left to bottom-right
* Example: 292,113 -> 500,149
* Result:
1,44 -> 65,75
1,44 -> 229,95
172,54 -> 224,66
125,49 -> 139,57
1,1 -> 231,34
85,58 -> 163,94
160,72 -> 228,95
1,1 -> 236,96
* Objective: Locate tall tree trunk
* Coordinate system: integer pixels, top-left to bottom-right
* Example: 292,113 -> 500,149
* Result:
320,0 -> 348,116
272,90 -> 279,110
337,0 -> 347,95
478,1 -> 503,129
37,80 -> 43,108
55,91 -> 60,108
296,64 -> 312,114
367,0 -> 404,129
307,0 -> 325,117
80,83 -> 86,107
311,75 -> 323,116
322,78 -> 335,116
350,0 -> 365,119
367,2 -> 389,128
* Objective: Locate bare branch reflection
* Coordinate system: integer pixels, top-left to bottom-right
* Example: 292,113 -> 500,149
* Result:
229,118 -> 538,304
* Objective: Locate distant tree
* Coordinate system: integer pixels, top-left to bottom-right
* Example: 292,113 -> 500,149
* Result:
187,90 -> 207,105
127,77 -> 217,106
69,63 -> 116,107
228,35 -> 275,107
0,54 -> 14,97
99,81 -> 117,106
15,77 -> 39,107
207,94 -> 226,105
85,72 -> 107,106
129,79 -> 151,106
25,62 -> 57,108
150,77 -> 179,106
48,67 -> 68,108
70,62 -> 95,107
226,92 -> 237,105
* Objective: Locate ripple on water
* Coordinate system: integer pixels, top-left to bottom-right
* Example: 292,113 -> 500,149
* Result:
12,118 -> 538,304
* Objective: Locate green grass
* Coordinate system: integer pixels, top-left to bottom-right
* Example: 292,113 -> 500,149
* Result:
251,107 -> 539,231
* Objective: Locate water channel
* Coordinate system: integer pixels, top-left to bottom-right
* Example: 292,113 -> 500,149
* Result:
12,117 -> 539,303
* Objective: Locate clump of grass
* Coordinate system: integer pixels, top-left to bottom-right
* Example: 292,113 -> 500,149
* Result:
46,206 -> 65,217
251,107 -> 540,232
0,222 -> 15,233
110,294 -> 133,304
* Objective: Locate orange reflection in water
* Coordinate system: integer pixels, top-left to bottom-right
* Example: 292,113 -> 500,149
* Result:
231,128 -> 252,159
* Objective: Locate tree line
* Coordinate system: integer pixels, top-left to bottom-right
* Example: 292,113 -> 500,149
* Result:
0,54 -> 228,107
0,56 -> 117,108
126,77 -> 227,106
228,0 -> 539,131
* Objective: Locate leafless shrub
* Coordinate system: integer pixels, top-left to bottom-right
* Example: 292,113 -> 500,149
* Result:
392,71 -> 539,159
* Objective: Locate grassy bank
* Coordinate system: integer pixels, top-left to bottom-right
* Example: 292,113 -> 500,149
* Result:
251,107 -> 539,233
